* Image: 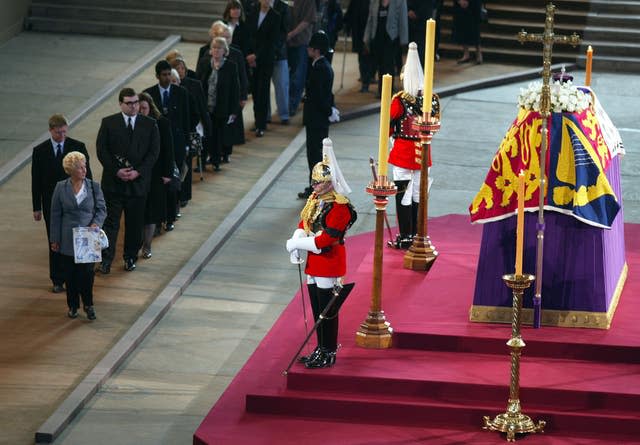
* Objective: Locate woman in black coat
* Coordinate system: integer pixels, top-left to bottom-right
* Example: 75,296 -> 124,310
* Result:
452,0 -> 483,64
138,92 -> 175,257
198,37 -> 241,167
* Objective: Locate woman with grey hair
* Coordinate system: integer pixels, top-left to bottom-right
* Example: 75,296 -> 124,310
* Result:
50,151 -> 106,320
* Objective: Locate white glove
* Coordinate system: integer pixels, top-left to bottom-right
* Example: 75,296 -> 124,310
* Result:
286,236 -> 321,254
290,250 -> 303,264
328,106 -> 340,123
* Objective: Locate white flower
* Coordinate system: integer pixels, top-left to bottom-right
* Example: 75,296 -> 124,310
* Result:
517,80 -> 591,113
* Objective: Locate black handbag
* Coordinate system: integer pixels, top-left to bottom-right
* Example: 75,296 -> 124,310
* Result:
168,163 -> 182,192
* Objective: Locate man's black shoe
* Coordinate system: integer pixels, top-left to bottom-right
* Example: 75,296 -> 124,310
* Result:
165,223 -> 175,231
124,258 -> 136,271
97,262 -> 111,274
52,284 -> 65,293
84,306 -> 96,320
67,307 -> 78,319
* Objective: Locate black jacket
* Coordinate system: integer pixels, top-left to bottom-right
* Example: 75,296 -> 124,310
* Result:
303,56 -> 334,129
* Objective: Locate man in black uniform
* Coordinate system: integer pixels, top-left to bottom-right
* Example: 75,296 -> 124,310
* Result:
298,30 -> 334,199
32,114 -> 92,292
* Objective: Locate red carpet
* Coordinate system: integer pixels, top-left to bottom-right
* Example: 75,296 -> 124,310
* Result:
194,214 -> 640,444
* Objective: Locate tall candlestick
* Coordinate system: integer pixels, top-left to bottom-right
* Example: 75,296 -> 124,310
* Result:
515,171 -> 525,275
377,74 -> 392,177
422,19 -> 436,117
585,45 -> 593,86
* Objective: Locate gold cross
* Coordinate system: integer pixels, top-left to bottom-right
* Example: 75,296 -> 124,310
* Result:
518,2 -> 581,117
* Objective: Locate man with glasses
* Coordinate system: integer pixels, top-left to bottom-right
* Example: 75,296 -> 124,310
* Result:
96,88 -> 160,273
32,114 -> 92,292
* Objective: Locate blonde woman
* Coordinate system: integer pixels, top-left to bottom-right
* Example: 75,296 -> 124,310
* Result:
50,152 -> 106,320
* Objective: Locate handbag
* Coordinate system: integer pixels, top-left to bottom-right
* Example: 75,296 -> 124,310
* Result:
480,4 -> 489,23
168,162 -> 182,192
188,132 -> 203,156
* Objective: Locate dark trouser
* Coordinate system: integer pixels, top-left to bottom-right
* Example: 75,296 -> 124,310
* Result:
102,192 -> 146,264
43,210 -> 65,286
373,33 -> 398,94
394,180 -> 418,238
62,254 -> 95,309
180,152 -> 193,203
166,189 -> 178,224
209,115 -> 226,165
305,126 -> 329,185
252,62 -> 274,131
358,50 -> 375,87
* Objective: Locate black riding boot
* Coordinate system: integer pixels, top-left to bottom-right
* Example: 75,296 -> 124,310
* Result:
298,283 -> 322,363
305,287 -> 339,369
390,180 -> 414,249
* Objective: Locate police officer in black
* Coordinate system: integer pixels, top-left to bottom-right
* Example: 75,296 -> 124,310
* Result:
298,30 -> 335,199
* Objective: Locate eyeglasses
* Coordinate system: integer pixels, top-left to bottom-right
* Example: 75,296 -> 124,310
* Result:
123,100 -> 139,106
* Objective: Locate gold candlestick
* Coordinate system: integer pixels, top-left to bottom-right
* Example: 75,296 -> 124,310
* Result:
356,175 -> 396,349
403,110 -> 440,272
483,273 -> 546,442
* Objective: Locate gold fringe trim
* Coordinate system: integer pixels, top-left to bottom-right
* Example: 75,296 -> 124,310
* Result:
469,263 -> 627,330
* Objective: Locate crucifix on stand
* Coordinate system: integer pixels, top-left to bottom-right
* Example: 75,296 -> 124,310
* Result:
515,2 -> 581,329
483,3 -> 581,442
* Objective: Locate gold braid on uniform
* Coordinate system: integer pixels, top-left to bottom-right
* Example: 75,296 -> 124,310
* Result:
300,190 -> 350,234
393,91 -> 417,105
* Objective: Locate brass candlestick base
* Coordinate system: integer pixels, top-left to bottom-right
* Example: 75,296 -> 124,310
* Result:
355,310 -> 393,348
404,115 -> 440,271
483,273 -> 545,442
356,176 -> 396,349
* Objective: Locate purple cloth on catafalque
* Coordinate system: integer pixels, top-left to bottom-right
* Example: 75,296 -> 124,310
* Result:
472,155 -> 625,314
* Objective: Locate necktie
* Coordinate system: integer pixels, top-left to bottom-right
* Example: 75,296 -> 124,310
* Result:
162,90 -> 169,108
56,144 -> 62,160
127,117 -> 133,137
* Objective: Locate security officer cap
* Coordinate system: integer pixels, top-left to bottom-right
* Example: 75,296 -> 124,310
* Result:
309,30 -> 330,55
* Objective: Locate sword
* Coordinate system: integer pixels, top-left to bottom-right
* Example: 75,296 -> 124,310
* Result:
296,258 -> 310,342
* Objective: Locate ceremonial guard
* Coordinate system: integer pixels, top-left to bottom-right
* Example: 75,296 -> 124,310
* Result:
388,42 -> 432,249
286,139 -> 357,369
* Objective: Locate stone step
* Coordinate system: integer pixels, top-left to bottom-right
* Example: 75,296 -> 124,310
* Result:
29,4 -> 219,29
26,17 -> 207,42
30,0 -> 226,14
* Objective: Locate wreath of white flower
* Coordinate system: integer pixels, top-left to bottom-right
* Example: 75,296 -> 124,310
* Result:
517,80 -> 591,113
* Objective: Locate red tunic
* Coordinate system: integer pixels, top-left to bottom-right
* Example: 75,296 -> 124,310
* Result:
388,95 -> 432,170
298,201 -> 352,277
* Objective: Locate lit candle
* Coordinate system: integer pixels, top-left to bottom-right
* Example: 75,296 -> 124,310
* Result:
585,45 -> 593,87
515,171 -> 525,275
422,19 -> 436,117
377,74 -> 393,177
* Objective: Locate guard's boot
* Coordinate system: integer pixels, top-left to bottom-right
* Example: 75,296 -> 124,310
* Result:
298,283 -> 321,363
387,181 -> 414,249
305,286 -> 341,369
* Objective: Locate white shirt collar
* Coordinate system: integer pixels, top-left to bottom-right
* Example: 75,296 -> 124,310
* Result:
122,113 -> 137,127
50,138 -> 64,152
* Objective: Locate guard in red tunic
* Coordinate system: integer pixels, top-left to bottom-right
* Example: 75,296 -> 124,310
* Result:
286,138 -> 357,368
388,42 -> 433,249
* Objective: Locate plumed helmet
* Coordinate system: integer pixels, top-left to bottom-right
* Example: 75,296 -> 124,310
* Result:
308,30 -> 330,55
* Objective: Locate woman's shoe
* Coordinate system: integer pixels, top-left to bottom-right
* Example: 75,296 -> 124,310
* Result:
84,306 -> 96,320
68,308 -> 78,319
142,249 -> 152,259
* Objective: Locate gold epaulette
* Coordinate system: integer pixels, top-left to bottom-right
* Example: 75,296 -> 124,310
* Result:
393,91 -> 416,105
334,193 -> 349,205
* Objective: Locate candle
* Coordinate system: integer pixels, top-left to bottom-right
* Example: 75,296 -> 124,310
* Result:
515,171 -> 525,275
422,19 -> 436,117
585,45 -> 593,86
377,74 -> 393,177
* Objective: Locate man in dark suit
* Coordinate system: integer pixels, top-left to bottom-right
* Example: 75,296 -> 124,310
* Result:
32,114 -> 93,292
96,88 -> 160,273
144,60 -> 192,228
246,0 -> 281,136
299,31 -> 334,199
